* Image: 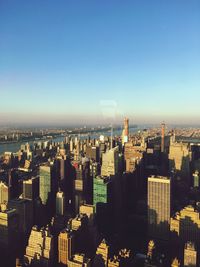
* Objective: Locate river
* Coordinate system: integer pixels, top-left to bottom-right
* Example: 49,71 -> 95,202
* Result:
0,127 -> 140,155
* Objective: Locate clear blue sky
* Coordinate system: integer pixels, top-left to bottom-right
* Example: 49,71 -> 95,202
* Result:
0,0 -> 200,126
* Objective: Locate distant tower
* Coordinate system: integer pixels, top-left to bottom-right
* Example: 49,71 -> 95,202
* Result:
148,175 -> 171,240
161,122 -> 165,153
124,118 -> 129,141
124,118 -> 129,136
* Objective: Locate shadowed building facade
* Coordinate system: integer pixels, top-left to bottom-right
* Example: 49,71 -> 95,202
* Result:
170,205 -> 200,244
148,175 -> 171,240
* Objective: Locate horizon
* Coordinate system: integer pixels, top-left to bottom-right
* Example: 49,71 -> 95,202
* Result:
1,1 -> 200,125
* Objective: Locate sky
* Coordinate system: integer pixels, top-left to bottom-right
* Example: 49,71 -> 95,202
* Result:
0,0 -> 200,126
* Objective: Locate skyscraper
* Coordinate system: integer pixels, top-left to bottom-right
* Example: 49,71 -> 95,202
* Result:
8,198 -> 33,237
24,225 -> 54,267
148,175 -> 171,240
193,171 -> 199,187
95,239 -> 110,266
101,146 -> 119,176
58,229 -> 74,265
56,190 -> 65,216
0,208 -> 18,249
124,117 -> 129,137
169,140 -> 190,182
170,205 -> 200,243
39,165 -> 51,205
0,181 -> 9,204
161,122 -> 165,153
93,176 -> 112,210
122,117 -> 129,145
23,176 -> 39,200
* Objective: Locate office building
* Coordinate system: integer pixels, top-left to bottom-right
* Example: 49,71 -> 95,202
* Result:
70,213 -> 88,231
56,190 -> 65,216
24,225 -> 54,267
58,229 -> 74,265
170,205 -> 200,243
93,176 -> 112,210
161,122 -> 165,153
122,118 -> 129,145
101,147 -> 119,176
95,239 -> 110,266
169,140 -> 191,181
90,162 -> 101,178
184,242 -> 197,267
23,176 -> 39,200
67,253 -> 91,267
0,181 -> 9,204
108,257 -> 120,267
86,146 -> 100,162
8,198 -> 33,236
0,208 -> 18,249
79,204 -> 95,224
148,175 -> 171,240
124,142 -> 144,172
40,165 -> 51,205
193,171 -> 199,187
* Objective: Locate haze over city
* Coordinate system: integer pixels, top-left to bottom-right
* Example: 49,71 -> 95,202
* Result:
1,0 -> 200,126
2,1 -> 200,267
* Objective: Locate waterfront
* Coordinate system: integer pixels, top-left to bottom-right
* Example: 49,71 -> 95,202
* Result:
0,127 -> 139,156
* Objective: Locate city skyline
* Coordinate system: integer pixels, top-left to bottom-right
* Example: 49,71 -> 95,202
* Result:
1,0 -> 200,125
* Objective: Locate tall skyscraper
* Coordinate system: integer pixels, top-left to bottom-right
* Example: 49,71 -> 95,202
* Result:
124,117 -> 129,137
148,175 -> 171,240
101,146 -> 119,176
56,190 -> 65,216
23,176 -> 39,200
161,122 -> 165,153
8,198 -> 33,237
58,229 -> 74,265
39,165 -> 51,205
169,140 -> 190,182
93,176 -> 112,210
122,117 -> 129,145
